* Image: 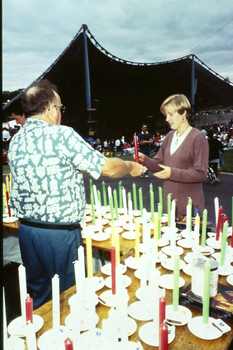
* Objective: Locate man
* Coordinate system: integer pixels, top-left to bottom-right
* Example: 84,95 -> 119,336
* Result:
137,124 -> 154,178
8,79 -> 146,309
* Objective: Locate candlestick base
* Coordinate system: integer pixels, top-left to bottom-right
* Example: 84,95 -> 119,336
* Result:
3,216 -> 18,223
218,263 -> 233,276
188,316 -> 222,340
157,237 -> 169,247
128,300 -> 154,321
226,274 -> 233,286
135,286 -> 165,300
114,218 -> 127,227
8,315 -> 43,337
182,263 -> 192,276
158,274 -> 185,290
166,304 -> 192,326
101,263 -> 126,276
85,276 -> 105,292
212,251 -> 233,264
4,335 -> 25,350
162,232 -> 182,241
91,232 -> 111,241
104,226 -> 123,235
37,326 -> 73,349
139,321 -> 175,346
161,226 -> 178,234
161,257 -> 186,271
134,267 -> 161,281
104,311 -> 137,337
122,231 -> 138,240
125,256 -> 142,270
123,223 -> 136,231
206,237 -> 225,250
161,245 -> 184,256
181,229 -> 196,239
132,210 -> 141,217
105,275 -> 131,289
191,245 -> 214,256
177,238 -> 194,249
98,290 -> 129,307
68,292 -> 98,310
65,311 -> 99,331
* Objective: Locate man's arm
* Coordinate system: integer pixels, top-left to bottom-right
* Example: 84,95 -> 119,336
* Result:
101,158 -> 147,178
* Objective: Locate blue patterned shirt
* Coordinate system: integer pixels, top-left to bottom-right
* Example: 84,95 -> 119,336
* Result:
8,118 -> 106,222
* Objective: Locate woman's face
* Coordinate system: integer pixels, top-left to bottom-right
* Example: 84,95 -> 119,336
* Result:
165,110 -> 183,130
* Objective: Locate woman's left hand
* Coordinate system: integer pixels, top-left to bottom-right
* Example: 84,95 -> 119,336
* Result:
154,164 -> 171,179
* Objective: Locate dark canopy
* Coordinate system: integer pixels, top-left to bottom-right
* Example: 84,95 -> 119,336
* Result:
3,24 -> 233,139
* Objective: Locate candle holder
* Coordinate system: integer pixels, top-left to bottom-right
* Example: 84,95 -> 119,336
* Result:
139,321 -> 175,347
211,253 -> 233,276
158,274 -> 185,290
7,314 -> 43,338
4,335 -> 25,350
166,304 -> 192,326
38,326 -> 73,350
125,256 -> 142,270
65,310 -> 99,332
157,236 -> 170,248
161,245 -> 183,256
128,300 -> 155,321
101,263 -> 126,276
105,275 -> 132,289
161,257 -> 186,271
188,316 -> 222,340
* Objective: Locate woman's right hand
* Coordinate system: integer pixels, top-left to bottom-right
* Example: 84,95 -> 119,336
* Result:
138,152 -> 145,163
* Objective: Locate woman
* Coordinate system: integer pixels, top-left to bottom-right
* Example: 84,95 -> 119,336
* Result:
139,94 -> 209,220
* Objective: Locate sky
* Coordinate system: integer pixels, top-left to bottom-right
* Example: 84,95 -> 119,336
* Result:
2,0 -> 233,92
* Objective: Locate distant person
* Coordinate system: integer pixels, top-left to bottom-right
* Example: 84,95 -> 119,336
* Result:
9,97 -> 26,126
115,138 -> 121,152
138,124 -> 154,178
208,129 -> 224,183
137,94 -> 209,220
8,79 -> 146,309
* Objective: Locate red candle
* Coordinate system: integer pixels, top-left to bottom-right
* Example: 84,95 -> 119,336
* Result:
134,133 -> 139,163
216,206 -> 223,241
64,337 -> 73,350
159,296 -> 166,326
111,246 -> 116,294
25,294 -> 33,324
159,320 -> 168,350
5,190 -> 11,217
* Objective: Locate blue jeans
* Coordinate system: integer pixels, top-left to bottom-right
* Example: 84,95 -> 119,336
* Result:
18,222 -> 82,309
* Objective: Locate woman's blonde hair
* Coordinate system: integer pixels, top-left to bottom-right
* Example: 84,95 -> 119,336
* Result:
160,94 -> 191,117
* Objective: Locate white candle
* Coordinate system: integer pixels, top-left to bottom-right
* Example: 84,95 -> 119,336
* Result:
18,265 -> 27,325
122,187 -> 127,217
108,186 -> 112,204
26,321 -> 37,350
78,245 -> 85,280
52,274 -> 60,336
186,204 -> 191,233
214,197 -> 219,226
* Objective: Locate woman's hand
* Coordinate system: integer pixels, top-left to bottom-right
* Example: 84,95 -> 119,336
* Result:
137,152 -> 145,163
154,164 -> 171,179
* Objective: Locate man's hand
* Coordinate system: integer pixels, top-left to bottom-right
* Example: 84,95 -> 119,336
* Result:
154,164 -> 171,179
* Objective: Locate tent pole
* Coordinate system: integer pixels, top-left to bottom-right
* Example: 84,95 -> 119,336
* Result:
83,24 -> 92,133
190,55 -> 195,122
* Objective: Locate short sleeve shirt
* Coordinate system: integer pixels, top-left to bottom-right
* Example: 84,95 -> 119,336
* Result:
8,118 -> 106,223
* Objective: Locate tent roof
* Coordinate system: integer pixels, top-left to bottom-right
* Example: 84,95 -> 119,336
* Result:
3,24 -> 233,138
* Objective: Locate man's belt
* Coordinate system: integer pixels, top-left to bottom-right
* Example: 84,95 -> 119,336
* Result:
19,219 -> 81,231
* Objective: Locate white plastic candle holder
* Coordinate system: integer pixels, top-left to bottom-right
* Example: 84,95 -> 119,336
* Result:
37,326 -> 73,350
188,316 -> 222,340
166,304 -> 192,326
4,335 -> 25,350
139,321 -> 175,347
7,315 -> 43,338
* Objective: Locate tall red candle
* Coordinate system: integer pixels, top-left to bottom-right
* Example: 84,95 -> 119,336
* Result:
159,320 -> 168,350
25,294 -> 33,324
64,337 -> 73,350
5,190 -> 11,217
216,206 -> 223,241
134,133 -> 139,163
159,296 -> 166,327
111,246 -> 116,294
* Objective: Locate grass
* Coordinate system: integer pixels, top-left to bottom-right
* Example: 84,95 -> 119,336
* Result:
3,149 -> 233,174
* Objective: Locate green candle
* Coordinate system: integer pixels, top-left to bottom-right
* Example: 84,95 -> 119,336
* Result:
203,260 -> 210,324
149,183 -> 153,193
158,187 -> 163,217
188,197 -> 192,232
90,194 -> 95,225
89,179 -> 93,198
158,203 -> 161,239
150,190 -> 154,222
220,221 -> 228,266
113,189 -> 119,221
109,196 -> 114,222
201,209 -> 208,247
173,254 -> 180,312
102,181 -> 107,207
167,193 -> 171,228
139,188 -> 143,218
132,183 -> 137,211
118,181 -> 123,208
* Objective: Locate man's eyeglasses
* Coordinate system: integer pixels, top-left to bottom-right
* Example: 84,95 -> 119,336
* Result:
54,105 -> 66,114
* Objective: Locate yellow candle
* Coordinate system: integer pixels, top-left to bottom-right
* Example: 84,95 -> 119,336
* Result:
6,176 -> 10,195
154,213 -> 158,242
9,173 -> 13,189
86,234 -> 93,280
111,222 -> 116,246
115,233 -> 120,266
3,184 -> 7,209
135,219 -> 140,260
195,214 -> 200,235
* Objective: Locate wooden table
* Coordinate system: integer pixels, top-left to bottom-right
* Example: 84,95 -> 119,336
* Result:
32,244 -> 233,350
